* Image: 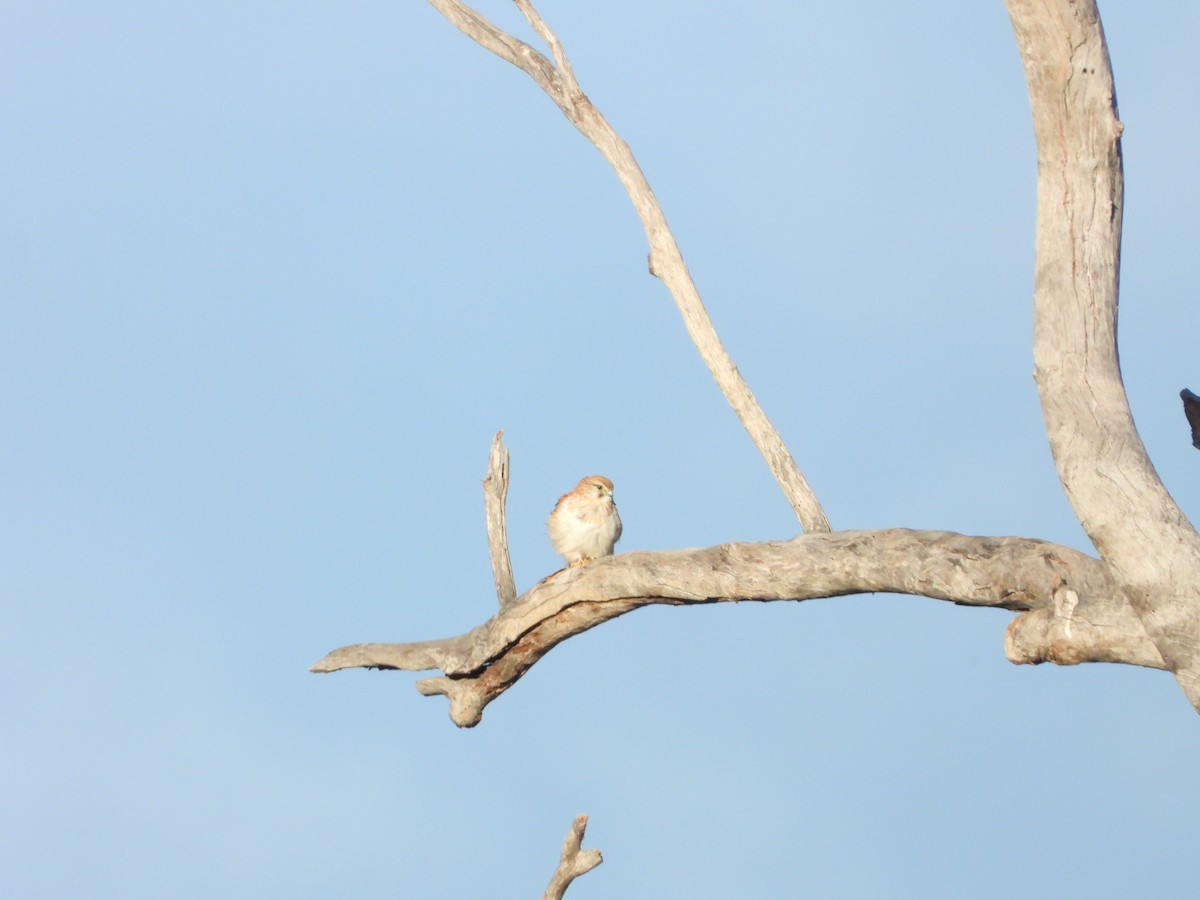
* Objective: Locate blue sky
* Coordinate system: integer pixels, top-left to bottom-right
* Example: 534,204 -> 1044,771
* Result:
4,2 -> 1199,897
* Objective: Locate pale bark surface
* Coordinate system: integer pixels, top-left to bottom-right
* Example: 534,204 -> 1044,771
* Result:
482,431 -> 517,608
542,815 -> 601,900
314,1 -> 1200,728
1006,0 -> 1200,705
311,1 -> 1200,892
312,528 -> 1163,727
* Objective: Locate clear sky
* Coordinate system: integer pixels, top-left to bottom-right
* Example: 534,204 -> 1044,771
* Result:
4,2 -> 1199,897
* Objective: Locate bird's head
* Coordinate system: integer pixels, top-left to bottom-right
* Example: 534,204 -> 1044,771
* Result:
579,475 -> 614,498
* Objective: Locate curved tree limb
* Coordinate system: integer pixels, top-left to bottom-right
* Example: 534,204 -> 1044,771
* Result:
312,529 -> 1161,727
425,0 -> 829,533
542,814 -> 602,900
1006,0 -> 1200,706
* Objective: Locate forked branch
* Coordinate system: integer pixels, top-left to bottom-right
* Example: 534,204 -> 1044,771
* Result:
543,815 -> 602,900
1006,0 -> 1200,704
426,0 -> 829,533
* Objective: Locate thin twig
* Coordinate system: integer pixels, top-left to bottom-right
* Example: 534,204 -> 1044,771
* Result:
514,0 -> 580,110
543,814 -> 602,900
482,431 -> 517,607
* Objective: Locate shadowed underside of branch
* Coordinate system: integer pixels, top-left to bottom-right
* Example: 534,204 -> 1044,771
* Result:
312,529 -> 1161,727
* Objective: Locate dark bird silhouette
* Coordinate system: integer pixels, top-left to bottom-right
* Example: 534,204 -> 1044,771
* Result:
1181,389 -> 1200,450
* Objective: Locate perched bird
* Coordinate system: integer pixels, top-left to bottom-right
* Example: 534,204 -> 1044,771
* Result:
1183,388 -> 1200,450
548,475 -> 622,567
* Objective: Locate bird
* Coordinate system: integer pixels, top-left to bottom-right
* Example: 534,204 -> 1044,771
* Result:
1182,388 -> 1200,450
547,475 -> 622,568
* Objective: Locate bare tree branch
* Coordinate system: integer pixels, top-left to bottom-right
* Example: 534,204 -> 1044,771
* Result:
542,814 -> 602,900
312,530 -> 1159,727
425,0 -> 829,533
1006,0 -> 1200,706
513,0 -> 579,112
483,431 -> 517,608
309,0 -> 1200,754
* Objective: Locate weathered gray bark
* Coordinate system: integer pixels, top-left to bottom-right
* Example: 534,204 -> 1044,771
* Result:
313,528 -> 1162,727
482,431 -> 517,608
313,0 -> 1200,732
542,815 -> 601,900
1006,0 -> 1200,707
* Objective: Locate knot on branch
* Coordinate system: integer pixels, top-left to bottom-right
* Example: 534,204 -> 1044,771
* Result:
1004,603 -> 1164,669
416,676 -> 489,728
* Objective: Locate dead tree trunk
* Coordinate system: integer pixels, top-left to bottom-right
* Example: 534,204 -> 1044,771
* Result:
1007,0 -> 1200,706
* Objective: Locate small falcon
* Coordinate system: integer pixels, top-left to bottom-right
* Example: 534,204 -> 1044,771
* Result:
547,475 -> 622,567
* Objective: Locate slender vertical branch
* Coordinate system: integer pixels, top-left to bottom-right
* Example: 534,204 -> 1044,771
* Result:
482,430 -> 517,608
425,0 -> 830,533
